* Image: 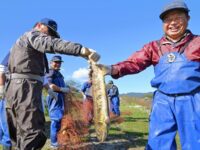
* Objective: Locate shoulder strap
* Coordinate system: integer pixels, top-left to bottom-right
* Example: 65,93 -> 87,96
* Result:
156,41 -> 164,56
179,36 -> 194,54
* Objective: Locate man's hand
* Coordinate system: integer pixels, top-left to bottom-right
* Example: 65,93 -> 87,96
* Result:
80,47 -> 100,62
96,64 -> 112,76
60,87 -> 70,93
83,95 -> 87,100
47,88 -> 58,101
0,85 -> 5,99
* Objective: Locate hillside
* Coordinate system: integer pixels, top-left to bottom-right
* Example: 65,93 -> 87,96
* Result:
120,92 -> 153,98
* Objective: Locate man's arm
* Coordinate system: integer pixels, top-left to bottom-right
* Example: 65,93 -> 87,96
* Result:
49,83 -> 67,93
97,42 -> 154,78
0,53 -> 9,98
0,72 -> 6,84
81,83 -> 88,99
43,76 -> 58,100
0,72 -> 5,99
27,30 -> 100,62
111,44 -> 153,79
45,70 -> 69,93
0,65 -> 6,99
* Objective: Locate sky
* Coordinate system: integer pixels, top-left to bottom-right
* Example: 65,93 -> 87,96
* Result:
0,0 -> 199,93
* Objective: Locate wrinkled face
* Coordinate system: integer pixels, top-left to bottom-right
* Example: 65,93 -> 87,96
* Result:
50,61 -> 62,70
162,10 -> 190,41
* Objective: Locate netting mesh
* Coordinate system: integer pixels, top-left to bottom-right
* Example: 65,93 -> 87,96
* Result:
57,92 -> 90,149
57,91 -> 124,149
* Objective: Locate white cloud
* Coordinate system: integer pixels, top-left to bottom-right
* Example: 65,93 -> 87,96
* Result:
71,68 -> 89,82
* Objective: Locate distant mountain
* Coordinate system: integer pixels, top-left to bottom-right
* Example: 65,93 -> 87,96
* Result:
120,92 -> 153,98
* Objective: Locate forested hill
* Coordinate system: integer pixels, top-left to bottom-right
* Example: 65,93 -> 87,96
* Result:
120,92 -> 153,98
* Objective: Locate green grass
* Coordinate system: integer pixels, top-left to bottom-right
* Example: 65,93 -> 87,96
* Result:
117,96 -> 181,149
108,98 -> 149,149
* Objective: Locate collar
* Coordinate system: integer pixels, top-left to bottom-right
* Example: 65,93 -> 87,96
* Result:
50,68 -> 60,72
160,30 -> 193,47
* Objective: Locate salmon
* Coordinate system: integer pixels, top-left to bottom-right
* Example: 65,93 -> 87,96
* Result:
89,61 -> 110,142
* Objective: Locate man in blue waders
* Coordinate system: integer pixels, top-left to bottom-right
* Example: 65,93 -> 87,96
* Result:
107,80 -> 120,116
98,1 -> 200,149
46,55 -> 70,148
0,99 -> 11,150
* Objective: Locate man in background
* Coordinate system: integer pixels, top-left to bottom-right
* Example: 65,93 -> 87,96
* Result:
107,80 -> 120,117
81,79 -> 93,126
46,55 -> 69,148
0,53 -> 11,150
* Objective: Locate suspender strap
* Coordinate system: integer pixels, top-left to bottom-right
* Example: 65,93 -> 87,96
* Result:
178,36 -> 194,54
156,41 -> 164,57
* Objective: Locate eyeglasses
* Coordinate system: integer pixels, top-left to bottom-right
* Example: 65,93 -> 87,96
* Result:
163,16 -> 186,23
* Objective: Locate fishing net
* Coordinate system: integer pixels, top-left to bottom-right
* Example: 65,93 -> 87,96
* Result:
57,91 -> 124,149
57,92 -> 92,149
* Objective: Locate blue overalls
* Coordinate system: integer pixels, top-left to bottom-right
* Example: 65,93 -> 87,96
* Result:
46,69 -> 65,146
107,85 -> 120,116
0,99 -> 11,147
0,53 -> 11,147
146,40 -> 200,150
81,82 -> 94,124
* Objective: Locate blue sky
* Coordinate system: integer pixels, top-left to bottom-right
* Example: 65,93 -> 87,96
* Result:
0,0 -> 199,93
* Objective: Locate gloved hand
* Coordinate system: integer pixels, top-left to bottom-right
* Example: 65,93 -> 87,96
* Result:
80,47 -> 100,62
60,87 -> 70,93
0,85 -> 5,99
0,65 -> 6,72
47,88 -> 58,101
96,64 -> 112,76
83,95 -> 87,100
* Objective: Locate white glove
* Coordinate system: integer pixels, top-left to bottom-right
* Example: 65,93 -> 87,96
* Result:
60,87 -> 70,93
0,85 -> 5,99
48,88 -> 58,101
83,95 -> 86,100
80,47 -> 100,62
88,49 -> 100,62
0,65 -> 7,73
